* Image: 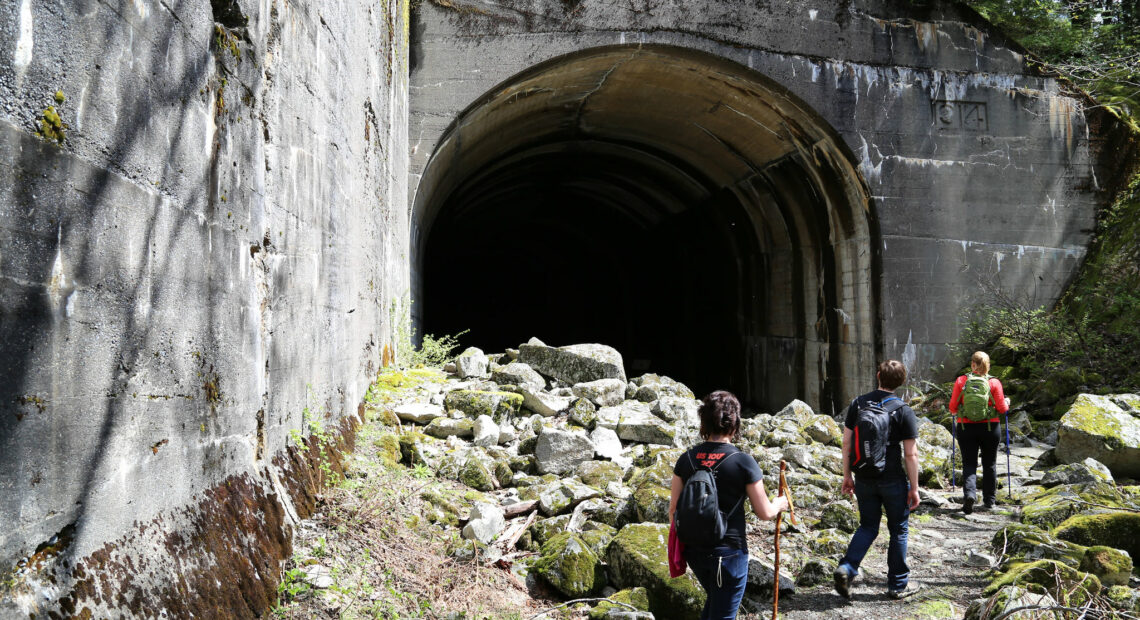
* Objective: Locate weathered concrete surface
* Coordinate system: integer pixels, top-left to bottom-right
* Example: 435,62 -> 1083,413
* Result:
0,0 -> 409,616
408,0 -> 1132,414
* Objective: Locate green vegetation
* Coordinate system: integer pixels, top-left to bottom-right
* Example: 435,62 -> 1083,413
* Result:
388,295 -> 468,368
965,0 -> 1140,128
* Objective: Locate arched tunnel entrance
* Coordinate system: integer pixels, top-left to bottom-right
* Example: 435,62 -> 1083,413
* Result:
413,45 -> 880,416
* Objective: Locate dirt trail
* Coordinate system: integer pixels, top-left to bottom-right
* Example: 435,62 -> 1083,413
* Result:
744,497 -> 1018,620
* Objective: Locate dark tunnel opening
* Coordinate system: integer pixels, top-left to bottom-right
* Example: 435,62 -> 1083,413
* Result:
413,45 -> 880,415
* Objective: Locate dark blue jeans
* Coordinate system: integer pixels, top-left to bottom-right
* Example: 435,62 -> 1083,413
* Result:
684,546 -> 749,620
838,476 -> 911,592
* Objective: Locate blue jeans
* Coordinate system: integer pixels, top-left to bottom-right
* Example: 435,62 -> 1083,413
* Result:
838,477 -> 911,591
684,546 -> 749,619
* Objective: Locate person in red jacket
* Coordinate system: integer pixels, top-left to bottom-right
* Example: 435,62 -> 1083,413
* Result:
948,351 -> 1009,514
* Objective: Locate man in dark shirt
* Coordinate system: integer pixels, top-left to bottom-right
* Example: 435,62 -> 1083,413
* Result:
834,360 -> 922,600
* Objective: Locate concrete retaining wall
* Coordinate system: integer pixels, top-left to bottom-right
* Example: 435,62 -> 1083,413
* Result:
0,0 -> 410,616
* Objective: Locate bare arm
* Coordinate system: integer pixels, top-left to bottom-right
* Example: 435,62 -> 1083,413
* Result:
668,475 -> 683,523
903,438 -> 920,510
745,479 -> 788,521
841,427 -> 855,495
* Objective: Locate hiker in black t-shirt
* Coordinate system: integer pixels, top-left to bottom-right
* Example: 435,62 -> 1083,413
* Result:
834,360 -> 923,600
668,391 -> 788,620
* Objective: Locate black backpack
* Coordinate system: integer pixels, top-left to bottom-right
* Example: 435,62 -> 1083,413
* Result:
850,396 -> 905,477
675,448 -> 744,548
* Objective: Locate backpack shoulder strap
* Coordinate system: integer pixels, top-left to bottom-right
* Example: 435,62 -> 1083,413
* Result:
881,396 -> 905,413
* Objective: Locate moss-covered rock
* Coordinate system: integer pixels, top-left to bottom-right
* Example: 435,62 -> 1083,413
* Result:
795,557 -> 838,587
806,528 -> 848,556
1054,512 -> 1140,573
458,458 -> 496,491
965,585 -> 1057,620
443,390 -> 525,423
985,560 -> 1102,603
532,532 -> 606,598
373,431 -> 402,468
1021,481 -> 1124,529
398,430 -> 435,466
578,460 -> 625,489
632,485 -> 671,523
1107,585 -> 1140,612
993,524 -> 1086,569
1079,546 -> 1133,586
606,523 -> 704,619
1055,393 -> 1140,478
423,416 -> 475,439
589,587 -> 651,619
529,515 -> 573,547
803,414 -> 842,446
569,397 -> 598,429
580,523 -> 617,557
816,501 -> 859,533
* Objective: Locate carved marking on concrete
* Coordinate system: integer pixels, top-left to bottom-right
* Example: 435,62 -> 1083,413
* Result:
932,100 -> 988,132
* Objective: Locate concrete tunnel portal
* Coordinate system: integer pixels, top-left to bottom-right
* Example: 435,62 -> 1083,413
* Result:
413,45 -> 881,416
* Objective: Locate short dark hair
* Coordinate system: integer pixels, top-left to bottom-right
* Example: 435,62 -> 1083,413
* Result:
699,391 -> 741,440
877,360 -> 907,390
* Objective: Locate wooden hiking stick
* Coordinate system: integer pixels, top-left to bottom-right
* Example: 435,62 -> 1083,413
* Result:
772,460 -> 797,619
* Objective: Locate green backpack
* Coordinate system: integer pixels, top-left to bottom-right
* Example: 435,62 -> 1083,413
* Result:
960,373 -> 993,421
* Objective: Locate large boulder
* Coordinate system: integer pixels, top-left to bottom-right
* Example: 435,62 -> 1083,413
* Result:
632,485 -> 671,523
589,587 -> 651,619
519,341 -> 627,384
746,556 -> 796,599
518,387 -> 572,417
1079,546 -> 1133,586
606,523 -> 704,619
532,532 -> 606,598
491,362 -> 546,391
578,460 -> 625,489
591,427 -> 626,461
535,429 -> 596,475
1021,481 -> 1125,529
1055,394 -> 1140,478
472,415 -> 500,447
598,401 -> 676,445
573,378 -> 627,408
1054,511 -> 1140,572
803,414 -> 842,446
443,390 -> 524,423
455,347 -> 490,379
523,479 -> 603,516
1040,459 -> 1114,488
651,397 -> 699,426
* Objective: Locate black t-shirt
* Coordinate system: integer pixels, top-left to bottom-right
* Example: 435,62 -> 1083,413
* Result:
672,442 -> 763,552
844,389 -> 919,481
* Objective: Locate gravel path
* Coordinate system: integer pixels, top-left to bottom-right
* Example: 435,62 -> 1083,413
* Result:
740,494 -> 1019,620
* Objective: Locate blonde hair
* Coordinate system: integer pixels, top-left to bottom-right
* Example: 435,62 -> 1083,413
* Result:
971,351 -> 991,375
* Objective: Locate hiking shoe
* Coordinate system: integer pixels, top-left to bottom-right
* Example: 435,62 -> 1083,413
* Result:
888,580 -> 924,600
963,496 -> 975,515
833,567 -> 852,599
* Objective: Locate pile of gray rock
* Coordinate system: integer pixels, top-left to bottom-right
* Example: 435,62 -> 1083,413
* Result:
384,338 -> 963,618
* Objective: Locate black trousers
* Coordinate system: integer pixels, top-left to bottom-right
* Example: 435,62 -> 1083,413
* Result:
956,421 -> 1001,504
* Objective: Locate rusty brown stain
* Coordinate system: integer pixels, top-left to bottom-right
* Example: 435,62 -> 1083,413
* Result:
36,418 -> 359,619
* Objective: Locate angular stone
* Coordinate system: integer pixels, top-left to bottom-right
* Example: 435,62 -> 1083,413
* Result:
443,389 -> 524,423
1056,394 -> 1140,478
816,501 -> 859,533
578,460 -> 625,489
535,429 -> 595,475
492,362 -> 545,391
519,387 -> 572,417
473,414 -> 500,447
393,402 -> 445,424
526,479 -> 602,516
459,457 -> 496,491
591,427 -> 625,461
573,378 -> 626,407
597,402 -> 675,445
533,532 -> 606,598
746,556 -> 796,597
1041,459 -> 1114,487
1080,546 -> 1133,586
632,374 -> 695,399
803,414 -> 842,445
461,501 -> 506,544
570,397 -> 598,429
651,396 -> 699,425
423,417 -> 474,439
776,399 -> 815,428
795,557 -> 837,587
519,342 -> 627,384
455,347 -> 489,379
632,485 -> 671,523
606,523 -> 704,618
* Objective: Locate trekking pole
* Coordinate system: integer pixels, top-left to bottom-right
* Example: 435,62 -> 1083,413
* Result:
950,418 -> 957,489
1003,413 -> 1013,500
772,461 -> 796,619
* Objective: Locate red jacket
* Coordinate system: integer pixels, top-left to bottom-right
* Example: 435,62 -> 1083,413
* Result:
949,374 -> 1008,424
